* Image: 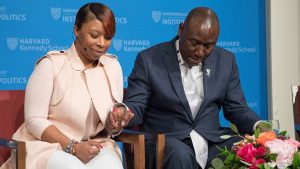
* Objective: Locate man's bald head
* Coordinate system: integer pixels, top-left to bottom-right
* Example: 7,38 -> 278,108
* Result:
184,7 -> 219,36
178,7 -> 220,66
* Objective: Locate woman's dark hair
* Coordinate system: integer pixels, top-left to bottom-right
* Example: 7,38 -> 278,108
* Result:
75,3 -> 116,39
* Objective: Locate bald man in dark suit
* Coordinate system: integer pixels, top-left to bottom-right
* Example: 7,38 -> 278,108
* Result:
124,7 -> 260,169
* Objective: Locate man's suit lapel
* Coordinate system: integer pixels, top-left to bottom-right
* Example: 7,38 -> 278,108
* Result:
194,54 -> 213,121
163,39 -> 193,121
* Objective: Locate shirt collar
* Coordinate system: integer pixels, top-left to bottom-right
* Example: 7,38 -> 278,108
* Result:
67,43 -> 85,71
176,39 -> 185,66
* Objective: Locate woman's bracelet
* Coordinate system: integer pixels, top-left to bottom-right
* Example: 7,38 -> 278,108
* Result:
107,128 -> 123,138
72,141 -> 79,155
64,139 -> 78,155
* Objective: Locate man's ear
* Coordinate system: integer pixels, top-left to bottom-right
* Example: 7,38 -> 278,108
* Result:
178,23 -> 184,37
74,26 -> 79,37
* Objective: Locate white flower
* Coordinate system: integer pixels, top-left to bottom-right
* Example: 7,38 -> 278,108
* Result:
265,139 -> 299,169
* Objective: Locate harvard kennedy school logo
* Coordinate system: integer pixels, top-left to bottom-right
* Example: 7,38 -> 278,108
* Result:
7,37 -> 18,51
113,39 -> 123,52
152,11 -> 161,23
51,8 -> 62,20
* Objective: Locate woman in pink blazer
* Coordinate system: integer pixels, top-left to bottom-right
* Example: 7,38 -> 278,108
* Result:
1,3 -> 133,169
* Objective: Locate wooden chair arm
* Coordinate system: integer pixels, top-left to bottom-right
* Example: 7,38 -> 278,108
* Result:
0,139 -> 26,169
115,131 -> 145,169
115,130 -> 165,169
156,133 -> 165,169
17,141 -> 26,169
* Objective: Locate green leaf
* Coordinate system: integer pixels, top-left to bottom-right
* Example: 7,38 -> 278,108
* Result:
263,163 -> 272,169
230,124 -> 239,134
226,154 -> 235,161
216,145 -> 226,153
231,163 -> 238,169
257,121 -> 272,131
211,158 -> 224,169
279,130 -> 287,135
293,151 -> 300,168
269,153 -> 278,161
257,163 -> 264,169
233,155 -> 241,163
278,130 -> 289,139
224,153 -> 237,166
239,166 -> 248,169
220,135 -> 232,139
254,127 -> 261,138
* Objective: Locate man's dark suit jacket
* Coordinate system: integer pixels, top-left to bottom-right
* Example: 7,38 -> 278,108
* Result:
124,37 -> 260,142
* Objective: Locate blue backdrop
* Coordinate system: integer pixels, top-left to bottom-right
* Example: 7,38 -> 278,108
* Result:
0,0 -> 268,123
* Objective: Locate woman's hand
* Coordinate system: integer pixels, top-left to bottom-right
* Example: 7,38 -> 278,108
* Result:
73,140 -> 103,163
106,106 -> 134,131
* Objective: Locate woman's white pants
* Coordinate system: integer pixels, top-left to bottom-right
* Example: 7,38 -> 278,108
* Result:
47,147 -> 123,169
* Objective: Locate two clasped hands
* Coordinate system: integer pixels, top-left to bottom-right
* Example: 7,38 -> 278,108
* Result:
106,104 -> 135,133
74,104 -> 134,163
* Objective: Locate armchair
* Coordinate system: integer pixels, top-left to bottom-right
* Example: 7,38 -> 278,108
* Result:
0,90 -> 165,169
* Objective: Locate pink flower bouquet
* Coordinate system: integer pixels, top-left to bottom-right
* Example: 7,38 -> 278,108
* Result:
210,122 -> 300,169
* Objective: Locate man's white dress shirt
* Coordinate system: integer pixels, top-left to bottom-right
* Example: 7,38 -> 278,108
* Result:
176,40 -> 208,169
